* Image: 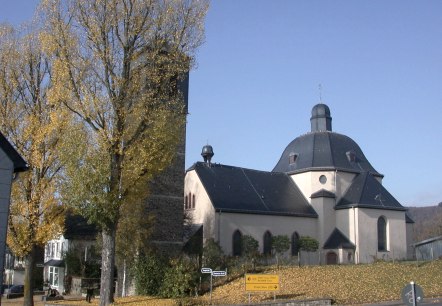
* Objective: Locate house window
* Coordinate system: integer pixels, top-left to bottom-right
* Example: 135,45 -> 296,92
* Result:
291,232 -> 300,256
184,195 -> 188,209
232,230 -> 242,256
263,231 -> 272,256
192,194 -> 196,209
377,216 -> 387,251
48,266 -> 59,287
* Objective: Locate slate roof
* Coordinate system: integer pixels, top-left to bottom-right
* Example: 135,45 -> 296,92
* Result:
323,228 -> 355,249
273,131 -> 382,177
336,172 -> 405,211
64,213 -> 98,239
44,259 -> 64,267
190,162 -> 317,217
0,132 -> 28,172
405,212 -> 414,224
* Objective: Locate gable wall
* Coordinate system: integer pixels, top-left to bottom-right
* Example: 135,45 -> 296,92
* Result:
291,171 -> 356,203
185,170 -> 216,243
290,172 -> 312,202
310,197 -> 336,248
356,208 -> 406,263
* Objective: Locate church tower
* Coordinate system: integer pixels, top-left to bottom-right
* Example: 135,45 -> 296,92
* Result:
145,73 -> 189,254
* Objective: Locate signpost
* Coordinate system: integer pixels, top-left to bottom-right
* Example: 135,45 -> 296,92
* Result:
212,270 -> 227,277
245,274 -> 280,302
201,267 -> 227,304
402,281 -> 424,306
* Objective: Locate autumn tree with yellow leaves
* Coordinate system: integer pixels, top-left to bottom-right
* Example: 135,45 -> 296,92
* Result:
41,1 -> 208,304
0,24 -> 70,306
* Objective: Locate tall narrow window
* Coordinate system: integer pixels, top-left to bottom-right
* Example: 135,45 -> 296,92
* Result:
192,194 -> 196,209
184,195 -> 188,209
291,232 -> 300,256
232,230 -> 242,256
377,216 -> 387,251
263,231 -> 272,256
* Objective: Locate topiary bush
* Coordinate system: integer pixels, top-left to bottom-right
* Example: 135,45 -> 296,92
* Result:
202,238 -> 225,270
132,253 -> 166,296
159,257 -> 198,298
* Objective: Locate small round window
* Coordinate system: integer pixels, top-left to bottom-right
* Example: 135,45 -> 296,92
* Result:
319,175 -> 327,184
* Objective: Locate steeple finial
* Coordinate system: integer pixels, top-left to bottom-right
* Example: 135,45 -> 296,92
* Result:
201,144 -> 214,165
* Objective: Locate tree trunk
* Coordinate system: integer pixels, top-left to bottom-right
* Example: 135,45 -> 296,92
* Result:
100,228 -> 116,306
24,246 -> 36,306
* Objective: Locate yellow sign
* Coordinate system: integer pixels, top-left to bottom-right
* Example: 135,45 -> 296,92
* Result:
245,274 -> 279,292
246,283 -> 279,291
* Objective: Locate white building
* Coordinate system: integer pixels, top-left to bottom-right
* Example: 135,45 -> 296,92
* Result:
185,104 -> 414,264
44,213 -> 97,294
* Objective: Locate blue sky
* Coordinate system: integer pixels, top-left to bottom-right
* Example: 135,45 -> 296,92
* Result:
1,1 -> 441,207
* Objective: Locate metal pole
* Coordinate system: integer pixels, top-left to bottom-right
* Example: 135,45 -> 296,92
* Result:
210,273 -> 212,304
411,281 -> 416,306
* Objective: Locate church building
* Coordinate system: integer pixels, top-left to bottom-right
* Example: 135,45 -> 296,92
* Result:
184,104 -> 414,264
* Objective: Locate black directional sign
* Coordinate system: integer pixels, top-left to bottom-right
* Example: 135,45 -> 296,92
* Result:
402,282 -> 424,306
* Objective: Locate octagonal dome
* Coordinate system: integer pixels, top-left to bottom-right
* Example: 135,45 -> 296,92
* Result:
273,104 -> 382,176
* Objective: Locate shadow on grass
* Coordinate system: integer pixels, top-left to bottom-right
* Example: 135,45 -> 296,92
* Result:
272,293 -> 304,300
113,296 -> 172,305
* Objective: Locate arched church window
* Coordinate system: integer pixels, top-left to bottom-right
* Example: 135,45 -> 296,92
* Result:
184,195 -> 188,209
188,192 -> 192,208
377,216 -> 387,251
192,194 -> 196,209
263,231 -> 272,256
291,232 -> 300,256
232,230 -> 242,256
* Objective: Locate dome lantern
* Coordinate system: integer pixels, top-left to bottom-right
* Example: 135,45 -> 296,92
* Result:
310,103 -> 332,132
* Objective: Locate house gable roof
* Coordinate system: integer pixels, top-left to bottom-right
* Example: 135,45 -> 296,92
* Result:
0,132 -> 28,172
323,228 -> 355,249
64,213 -> 98,240
336,172 -> 405,211
44,259 -> 64,267
191,162 -> 317,217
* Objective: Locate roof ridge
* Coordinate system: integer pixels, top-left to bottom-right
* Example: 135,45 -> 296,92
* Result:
241,168 -> 270,211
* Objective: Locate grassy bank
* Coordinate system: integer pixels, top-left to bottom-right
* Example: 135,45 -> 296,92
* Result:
49,260 -> 442,305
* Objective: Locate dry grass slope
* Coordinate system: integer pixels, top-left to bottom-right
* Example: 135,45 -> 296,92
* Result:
48,260 -> 442,306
